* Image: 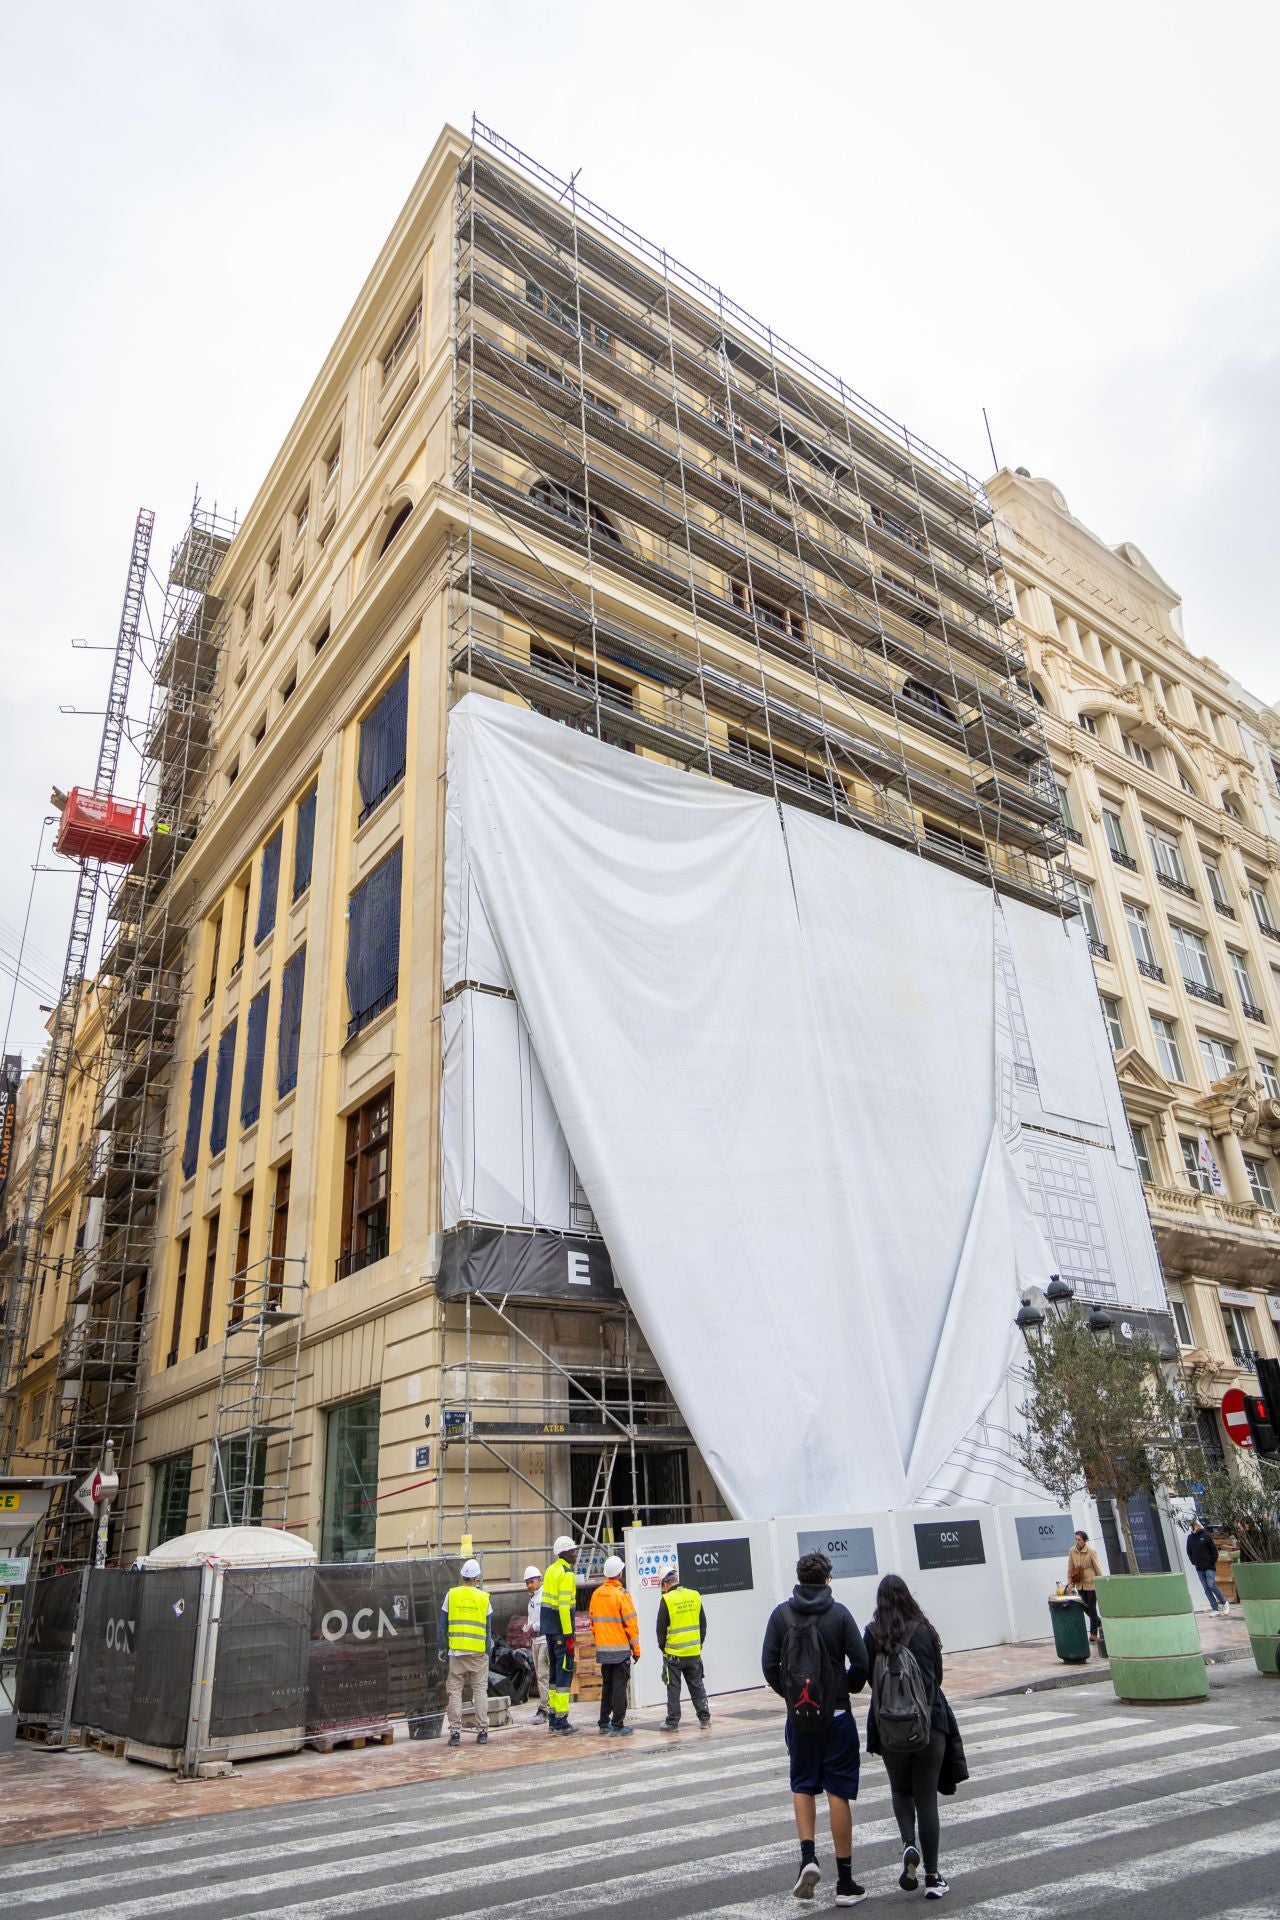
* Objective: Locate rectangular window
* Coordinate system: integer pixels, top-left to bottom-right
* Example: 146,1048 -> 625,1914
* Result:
321,1393 -> 381,1562
339,1089 -> 393,1279
268,1159 -> 291,1309
210,1435 -> 267,1528
1259,1057 -> 1280,1101
182,1052 -> 208,1181
1125,735 -> 1156,770
256,826 -> 283,946
205,913 -> 222,1007
381,295 -> 422,385
1073,877 -> 1104,949
293,784 -> 317,899
1103,808 -> 1130,861
1057,784 -> 1079,836
267,545 -> 280,588
1079,712 -> 1098,735
231,873 -> 250,975
1147,828 -> 1188,886
277,945 -> 306,1097
1180,1134 -> 1217,1193
241,594 -> 255,636
196,1212 -> 219,1351
729,578 -> 806,643
1101,996 -> 1125,1051
209,1021 -> 237,1158
1250,882 -> 1276,933
525,279 -> 611,353
1124,902 -> 1159,971
148,1452 -> 194,1550
1245,1156 -> 1276,1209
1131,1124 -> 1155,1184
1168,1293 -> 1194,1349
1204,861 -> 1232,913
1198,1032 -> 1237,1082
241,986 -> 270,1128
1152,1016 -> 1185,1082
1225,1303 -> 1257,1369
1229,949 -> 1259,1010
357,662 -> 409,823
1170,923 -> 1217,994
167,1235 -> 190,1367
230,1189 -> 252,1325
345,845 -> 402,1038
294,495 -> 309,541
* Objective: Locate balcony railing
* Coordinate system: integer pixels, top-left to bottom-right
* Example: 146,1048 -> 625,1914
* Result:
1241,1000 -> 1267,1024
1259,922 -> 1280,945
1089,938 -> 1110,961
1213,900 -> 1236,920
1137,957 -> 1164,981
1183,978 -> 1225,1006
1110,848 -> 1138,871
335,1233 -> 389,1283
1157,871 -> 1196,900
1065,826 -> 1083,845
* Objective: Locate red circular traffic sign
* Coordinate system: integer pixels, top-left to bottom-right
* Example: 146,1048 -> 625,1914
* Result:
1222,1386 -> 1253,1448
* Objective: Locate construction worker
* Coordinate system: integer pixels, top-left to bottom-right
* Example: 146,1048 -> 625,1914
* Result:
656,1562 -> 710,1731
589,1554 -> 641,1735
524,1564 -> 551,1722
540,1533 -> 580,1733
440,1557 -> 492,1748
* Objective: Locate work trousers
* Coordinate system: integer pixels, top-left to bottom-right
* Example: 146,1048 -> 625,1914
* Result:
664,1653 -> 709,1724
1197,1565 -> 1227,1611
446,1649 -> 489,1734
533,1635 -> 550,1709
598,1658 -> 631,1727
882,1729 -> 946,1876
546,1632 -> 575,1719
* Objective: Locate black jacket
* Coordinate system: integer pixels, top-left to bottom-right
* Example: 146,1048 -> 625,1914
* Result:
761,1584 -> 869,1713
1186,1528 -> 1220,1573
864,1619 -> 948,1753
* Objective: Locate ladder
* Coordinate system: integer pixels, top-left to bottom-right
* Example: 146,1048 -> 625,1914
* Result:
575,1441 -> 618,1583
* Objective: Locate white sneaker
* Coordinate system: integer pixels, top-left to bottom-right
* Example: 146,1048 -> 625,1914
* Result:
792,1861 -> 821,1901
1221,1601 -> 1230,1615
924,1876 -> 950,1900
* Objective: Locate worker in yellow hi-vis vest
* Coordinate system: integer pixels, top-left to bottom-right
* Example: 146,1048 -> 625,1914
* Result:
656,1562 -> 710,1731
441,1558 -> 493,1747
540,1533 -> 580,1733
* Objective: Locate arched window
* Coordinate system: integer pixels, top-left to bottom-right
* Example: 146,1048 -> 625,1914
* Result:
901,678 -> 955,723
377,501 -> 412,560
529,479 -> 621,545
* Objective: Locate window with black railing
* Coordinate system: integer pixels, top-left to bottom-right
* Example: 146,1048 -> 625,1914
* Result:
345,846 -> 401,1039
338,1089 -> 392,1281
277,945 -> 306,1096
356,662 -> 409,826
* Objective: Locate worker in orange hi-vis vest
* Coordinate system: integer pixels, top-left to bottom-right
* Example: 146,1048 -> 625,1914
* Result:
589,1555 -> 641,1736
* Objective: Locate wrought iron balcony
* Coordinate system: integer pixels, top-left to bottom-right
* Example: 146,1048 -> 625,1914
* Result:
1089,939 -> 1110,961
1136,957 -> 1164,982
1259,922 -> 1280,945
1241,1000 -> 1267,1024
1183,978 -> 1224,1006
1157,872 -> 1196,901
1213,900 -> 1236,920
1110,848 -> 1137,871
1065,826 -> 1083,845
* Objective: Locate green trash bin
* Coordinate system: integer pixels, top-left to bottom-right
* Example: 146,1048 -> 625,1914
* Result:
1049,1594 -> 1090,1664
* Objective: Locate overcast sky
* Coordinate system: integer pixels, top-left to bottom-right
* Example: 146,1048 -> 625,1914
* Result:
1,1 -> 1277,1064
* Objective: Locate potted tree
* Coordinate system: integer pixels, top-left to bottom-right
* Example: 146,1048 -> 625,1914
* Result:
1017,1302 -> 1207,1703
1196,1462 -> 1280,1677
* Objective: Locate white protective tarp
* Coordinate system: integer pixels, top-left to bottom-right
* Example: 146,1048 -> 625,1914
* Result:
446,695 -> 1163,1517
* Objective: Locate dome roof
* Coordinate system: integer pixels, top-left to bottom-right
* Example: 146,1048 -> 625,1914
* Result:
142,1525 -> 317,1568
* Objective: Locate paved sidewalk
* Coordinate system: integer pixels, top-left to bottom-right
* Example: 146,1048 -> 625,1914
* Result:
0,1609 -> 1252,1849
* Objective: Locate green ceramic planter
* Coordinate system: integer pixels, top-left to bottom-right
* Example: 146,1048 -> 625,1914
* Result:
1233,1561 -> 1280,1677
1094,1572 -> 1209,1703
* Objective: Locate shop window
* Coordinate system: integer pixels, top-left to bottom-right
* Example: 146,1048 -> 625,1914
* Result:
210,1434 -> 266,1527
321,1394 -> 381,1562
149,1452 -> 194,1550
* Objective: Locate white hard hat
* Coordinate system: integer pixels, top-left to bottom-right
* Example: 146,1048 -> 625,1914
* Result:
460,1557 -> 482,1580
603,1554 -> 625,1578
523,1565 -> 542,1583
553,1534 -> 577,1557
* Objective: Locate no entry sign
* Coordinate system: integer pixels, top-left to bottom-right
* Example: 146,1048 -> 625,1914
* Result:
1222,1386 -> 1253,1448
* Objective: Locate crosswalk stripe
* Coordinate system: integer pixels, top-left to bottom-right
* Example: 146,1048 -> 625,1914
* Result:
959,1815 -> 1280,1917
963,1712 -> 1138,1757
31,1718 -> 1247,1920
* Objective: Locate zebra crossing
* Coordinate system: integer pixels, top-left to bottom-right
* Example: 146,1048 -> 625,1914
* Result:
3,1686 -> 1278,1919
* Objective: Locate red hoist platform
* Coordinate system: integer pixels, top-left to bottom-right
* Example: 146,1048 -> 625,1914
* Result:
54,789 -> 148,864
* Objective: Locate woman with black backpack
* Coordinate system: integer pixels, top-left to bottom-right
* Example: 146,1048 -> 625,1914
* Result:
864,1574 -> 952,1900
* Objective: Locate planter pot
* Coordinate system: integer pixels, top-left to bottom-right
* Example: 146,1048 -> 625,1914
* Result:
1094,1573 -> 1209,1703
1233,1562 -> 1280,1678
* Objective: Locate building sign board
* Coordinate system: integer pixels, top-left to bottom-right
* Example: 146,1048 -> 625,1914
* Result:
0,1556 -> 29,1586
635,1542 -> 679,1589
914,1520 -> 986,1572
1014,1514 -> 1075,1562
677,1537 -> 753,1596
795,1527 -> 878,1579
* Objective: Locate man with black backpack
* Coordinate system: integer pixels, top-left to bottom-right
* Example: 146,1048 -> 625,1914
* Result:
761,1549 -> 870,1906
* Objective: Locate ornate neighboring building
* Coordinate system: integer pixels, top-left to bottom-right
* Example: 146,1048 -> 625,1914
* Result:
992,469 -> 1280,1465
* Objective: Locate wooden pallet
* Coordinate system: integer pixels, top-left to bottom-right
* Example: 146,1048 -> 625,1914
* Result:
306,1725 -> 395,1754
85,1731 -> 126,1758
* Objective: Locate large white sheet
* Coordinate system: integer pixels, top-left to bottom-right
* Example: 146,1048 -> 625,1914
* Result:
445,695 -> 1167,1518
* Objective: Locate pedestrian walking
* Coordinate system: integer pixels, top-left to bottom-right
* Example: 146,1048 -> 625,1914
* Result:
523,1564 -> 550,1722
440,1557 -> 492,1748
656,1563 -> 711,1730
864,1574 -> 952,1901
540,1534 -> 580,1733
589,1553 -> 641,1735
1186,1517 -> 1230,1614
761,1548 -> 870,1907
1064,1529 -> 1103,1641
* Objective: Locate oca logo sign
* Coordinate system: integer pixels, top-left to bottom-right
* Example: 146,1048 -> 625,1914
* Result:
676,1538 -> 753,1597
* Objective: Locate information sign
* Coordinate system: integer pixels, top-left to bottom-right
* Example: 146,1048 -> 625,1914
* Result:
796,1527 -> 879,1579
677,1537 -> 754,1595
914,1520 -> 986,1572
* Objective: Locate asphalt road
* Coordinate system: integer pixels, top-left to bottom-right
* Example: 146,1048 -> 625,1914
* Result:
4,1663 -> 1280,1919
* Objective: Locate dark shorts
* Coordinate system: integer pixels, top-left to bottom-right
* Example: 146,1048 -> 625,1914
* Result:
785,1708 -> 860,1799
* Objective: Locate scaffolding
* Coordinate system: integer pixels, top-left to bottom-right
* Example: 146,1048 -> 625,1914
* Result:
44,505 -> 236,1564
210,1252 -> 307,1529
441,122 -> 1070,1566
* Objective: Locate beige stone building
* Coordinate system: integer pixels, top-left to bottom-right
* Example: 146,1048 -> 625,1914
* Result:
992,469 -> 1280,1464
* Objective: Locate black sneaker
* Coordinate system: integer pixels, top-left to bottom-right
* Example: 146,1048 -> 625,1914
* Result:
447,1729 -> 460,1748
659,1719 -> 680,1732
598,1722 -> 610,1735
924,1875 -> 949,1900
476,1728 -> 488,1745
792,1860 -> 821,1901
835,1884 -> 866,1908
697,1714 -> 711,1728
900,1845 -> 921,1891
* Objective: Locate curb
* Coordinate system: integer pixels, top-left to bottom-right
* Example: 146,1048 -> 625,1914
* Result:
979,1642 -> 1254,1698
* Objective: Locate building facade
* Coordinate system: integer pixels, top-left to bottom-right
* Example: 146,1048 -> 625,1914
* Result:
992,469 -> 1280,1467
